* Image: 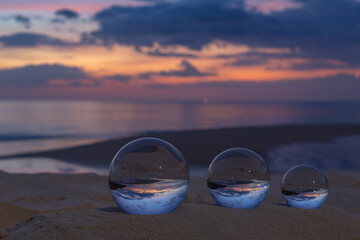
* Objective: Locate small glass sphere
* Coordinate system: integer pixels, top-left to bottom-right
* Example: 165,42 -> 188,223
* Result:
108,137 -> 189,215
281,165 -> 328,209
207,148 -> 271,209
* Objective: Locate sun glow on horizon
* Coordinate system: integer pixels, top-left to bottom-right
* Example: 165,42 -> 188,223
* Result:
0,0 -> 359,101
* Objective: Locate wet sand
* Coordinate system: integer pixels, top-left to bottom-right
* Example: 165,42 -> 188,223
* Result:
2,124 -> 360,169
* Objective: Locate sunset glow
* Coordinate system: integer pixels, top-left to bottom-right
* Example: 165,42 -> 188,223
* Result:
1,0 -> 359,101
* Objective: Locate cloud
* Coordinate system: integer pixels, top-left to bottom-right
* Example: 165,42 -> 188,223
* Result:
226,55 -> 266,66
14,15 -> 31,29
285,61 -> 348,71
0,15 -> 31,28
105,74 -> 132,82
146,74 -> 360,101
0,33 -> 69,47
89,0 -> 360,65
0,64 -> 133,88
139,60 -> 215,79
138,48 -> 197,58
227,56 -> 350,70
0,64 -> 95,87
55,9 -> 80,20
244,0 -> 302,14
51,18 -> 66,24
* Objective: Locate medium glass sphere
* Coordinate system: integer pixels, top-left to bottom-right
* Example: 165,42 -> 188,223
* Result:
281,164 -> 328,209
207,148 -> 271,209
108,137 -> 189,215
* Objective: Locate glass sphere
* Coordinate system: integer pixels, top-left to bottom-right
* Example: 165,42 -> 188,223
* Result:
108,137 -> 189,215
281,164 -> 328,209
207,148 -> 271,209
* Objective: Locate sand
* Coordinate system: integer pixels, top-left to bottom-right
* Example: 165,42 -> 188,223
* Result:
1,124 -> 360,239
0,170 -> 359,240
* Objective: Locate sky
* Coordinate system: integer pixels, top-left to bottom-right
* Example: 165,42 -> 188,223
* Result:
0,0 -> 359,101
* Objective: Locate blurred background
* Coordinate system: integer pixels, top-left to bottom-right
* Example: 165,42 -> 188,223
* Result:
0,0 -> 360,175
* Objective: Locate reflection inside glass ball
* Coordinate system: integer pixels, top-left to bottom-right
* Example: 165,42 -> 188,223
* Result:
108,137 -> 189,215
207,148 -> 271,209
281,164 -> 328,209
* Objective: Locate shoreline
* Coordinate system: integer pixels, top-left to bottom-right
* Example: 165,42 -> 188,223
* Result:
1,123 -> 360,169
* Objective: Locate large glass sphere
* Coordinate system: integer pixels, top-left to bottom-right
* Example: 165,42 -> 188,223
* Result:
108,137 -> 189,215
207,148 -> 271,209
281,164 -> 328,209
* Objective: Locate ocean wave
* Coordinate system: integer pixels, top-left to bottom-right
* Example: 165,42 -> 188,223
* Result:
267,136 -> 360,172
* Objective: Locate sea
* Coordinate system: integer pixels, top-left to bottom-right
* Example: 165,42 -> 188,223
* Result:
0,100 -> 360,175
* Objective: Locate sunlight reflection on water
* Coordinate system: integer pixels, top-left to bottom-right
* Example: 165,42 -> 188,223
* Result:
1,100 -> 360,140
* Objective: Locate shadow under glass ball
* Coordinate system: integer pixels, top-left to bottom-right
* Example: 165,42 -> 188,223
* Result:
207,148 -> 271,209
281,164 -> 328,209
108,137 -> 189,215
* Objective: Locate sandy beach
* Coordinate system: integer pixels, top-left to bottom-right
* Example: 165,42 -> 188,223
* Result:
0,170 -> 359,239
1,124 -> 360,239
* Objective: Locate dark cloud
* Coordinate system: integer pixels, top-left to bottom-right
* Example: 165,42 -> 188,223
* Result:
89,0 -> 360,65
0,64 -> 133,88
55,9 -> 80,20
226,56 -> 266,66
0,15 -> 31,28
0,33 -> 69,47
146,74 -> 360,101
14,15 -> 31,29
139,60 -> 215,79
105,74 -> 132,82
138,49 -> 197,58
0,64 -> 94,87
285,62 -> 348,71
51,18 -> 66,24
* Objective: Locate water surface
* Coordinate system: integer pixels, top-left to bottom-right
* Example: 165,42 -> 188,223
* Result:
1,100 -> 360,156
